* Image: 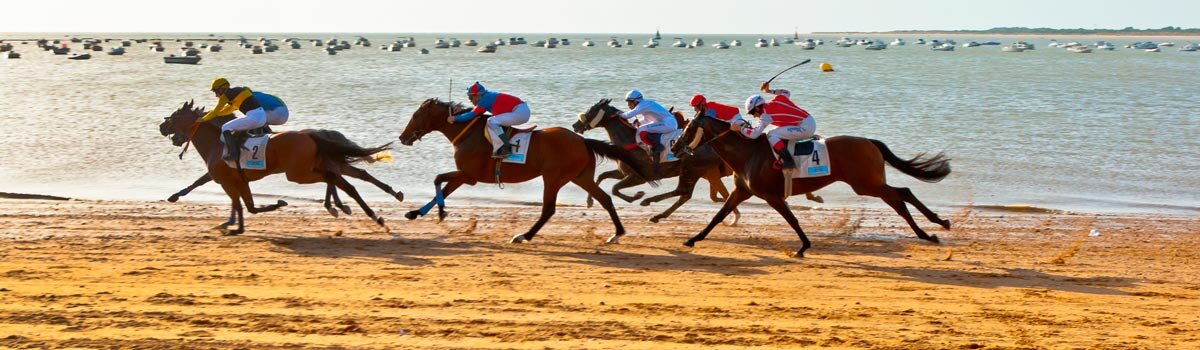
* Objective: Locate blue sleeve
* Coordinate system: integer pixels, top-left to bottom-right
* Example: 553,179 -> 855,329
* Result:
452,110 -> 477,123
704,108 -> 717,118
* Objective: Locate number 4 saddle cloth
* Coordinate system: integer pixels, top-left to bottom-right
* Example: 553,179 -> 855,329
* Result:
785,138 -> 831,178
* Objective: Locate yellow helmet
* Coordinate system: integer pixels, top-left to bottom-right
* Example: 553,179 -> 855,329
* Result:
210,77 -> 230,91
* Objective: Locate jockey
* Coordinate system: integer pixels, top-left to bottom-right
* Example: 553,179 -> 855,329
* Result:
689,94 -> 747,131
742,82 -> 817,170
200,78 -> 289,161
450,81 -> 531,158
620,89 -> 678,153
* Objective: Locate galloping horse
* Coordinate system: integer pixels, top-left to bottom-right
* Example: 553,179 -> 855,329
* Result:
672,115 -> 952,257
573,99 -> 739,224
398,98 -> 657,244
160,100 -> 399,234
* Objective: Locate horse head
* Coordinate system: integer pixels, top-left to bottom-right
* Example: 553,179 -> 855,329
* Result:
672,112 -> 727,158
400,98 -> 466,146
573,98 -> 618,134
160,100 -> 204,146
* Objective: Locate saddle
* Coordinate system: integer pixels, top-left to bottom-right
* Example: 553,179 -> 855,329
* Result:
222,126 -> 273,166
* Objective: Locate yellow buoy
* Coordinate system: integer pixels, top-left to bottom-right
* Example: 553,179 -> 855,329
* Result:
820,62 -> 834,72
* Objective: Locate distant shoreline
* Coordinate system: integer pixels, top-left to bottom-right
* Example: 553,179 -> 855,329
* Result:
816,32 -> 1200,39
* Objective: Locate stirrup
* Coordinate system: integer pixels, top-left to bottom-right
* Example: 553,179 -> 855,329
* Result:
492,144 -> 513,159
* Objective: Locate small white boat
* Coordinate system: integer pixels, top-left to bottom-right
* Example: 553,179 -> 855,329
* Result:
325,47 -> 337,55
856,39 -> 871,45
783,38 -> 795,45
418,48 -> 429,54
930,44 -> 955,51
731,39 -> 742,46
312,39 -> 323,46
1001,45 -> 1024,52
1013,41 -> 1035,50
561,38 -> 571,46
1145,48 -> 1160,52
672,38 -> 686,47
769,38 -> 779,46
797,40 -> 816,50
1062,42 -> 1082,48
581,39 -> 595,47
1047,40 -> 1061,48
208,44 -> 222,52
691,38 -> 703,46
1179,43 -> 1198,52
1095,41 -> 1115,50
164,55 -> 201,64
532,39 -> 546,47
107,47 -> 125,55
450,38 -> 462,47
433,39 -> 450,49
864,41 -> 887,50
477,43 -> 496,53
387,43 -> 403,52
624,38 -> 634,46
1131,42 -> 1158,50
121,40 -> 131,47
493,38 -> 506,46
712,41 -> 729,49
890,38 -> 906,46
961,41 -> 980,48
1067,46 -> 1092,53
644,38 -> 658,48
250,46 -> 263,54
465,39 -> 478,46
914,38 -> 927,45
1158,42 -> 1175,47
607,38 -> 622,47
290,41 -> 301,49
68,53 -> 91,60
405,38 -> 416,47
754,38 -> 769,48
516,37 -> 527,44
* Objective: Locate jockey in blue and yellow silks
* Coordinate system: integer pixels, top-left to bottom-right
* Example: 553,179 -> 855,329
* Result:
449,82 -> 531,158
202,78 -> 289,161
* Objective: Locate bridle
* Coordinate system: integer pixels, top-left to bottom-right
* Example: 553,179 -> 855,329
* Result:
679,116 -> 731,156
578,104 -> 636,131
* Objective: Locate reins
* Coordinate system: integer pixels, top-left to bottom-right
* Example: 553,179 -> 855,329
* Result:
177,121 -> 201,159
448,113 -> 481,145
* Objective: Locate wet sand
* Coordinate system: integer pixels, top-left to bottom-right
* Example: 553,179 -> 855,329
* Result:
0,198 -> 1196,349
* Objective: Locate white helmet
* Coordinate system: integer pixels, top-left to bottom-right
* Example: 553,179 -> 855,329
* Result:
745,95 -> 766,113
625,89 -> 644,101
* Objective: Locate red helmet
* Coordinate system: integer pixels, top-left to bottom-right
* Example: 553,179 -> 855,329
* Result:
467,81 -> 487,96
689,94 -> 706,107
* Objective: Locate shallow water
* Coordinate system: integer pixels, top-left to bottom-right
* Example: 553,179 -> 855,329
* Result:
1,32 -> 1197,215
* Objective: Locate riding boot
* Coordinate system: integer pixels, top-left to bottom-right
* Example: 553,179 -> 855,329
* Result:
222,130 -> 239,162
493,130 -> 513,159
773,144 -> 795,170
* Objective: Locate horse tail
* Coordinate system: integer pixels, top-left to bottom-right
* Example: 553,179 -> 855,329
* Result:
868,139 -> 951,183
308,129 -> 393,165
583,138 -> 660,187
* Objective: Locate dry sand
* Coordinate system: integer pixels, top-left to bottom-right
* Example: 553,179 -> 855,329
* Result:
0,198 -> 1196,349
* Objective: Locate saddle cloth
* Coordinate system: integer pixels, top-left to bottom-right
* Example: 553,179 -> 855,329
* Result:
224,134 -> 270,170
485,125 -> 536,164
787,138 -> 831,178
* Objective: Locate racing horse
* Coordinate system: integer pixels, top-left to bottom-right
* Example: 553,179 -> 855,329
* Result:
159,100 -> 398,234
398,98 -> 657,244
672,114 -> 952,257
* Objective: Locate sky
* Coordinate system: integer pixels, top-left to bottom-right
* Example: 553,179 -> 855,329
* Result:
2,0 -> 1197,34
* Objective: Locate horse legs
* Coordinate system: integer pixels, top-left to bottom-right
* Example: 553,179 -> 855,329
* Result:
234,179 -> 287,214
853,185 -> 940,243
341,165 -> 405,202
684,186 -> 752,247
405,171 -> 465,222
322,174 -> 352,217
897,187 -> 951,229
168,173 -> 212,202
587,169 -> 624,207
511,179 -> 568,244
609,176 -> 647,203
572,174 -> 625,244
332,174 -> 386,228
218,183 -> 246,236
763,197 -> 813,258
701,169 -> 729,203
642,170 -> 701,223
805,192 -> 825,203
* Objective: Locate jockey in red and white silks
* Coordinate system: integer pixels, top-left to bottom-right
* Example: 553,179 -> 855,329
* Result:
742,82 -> 817,169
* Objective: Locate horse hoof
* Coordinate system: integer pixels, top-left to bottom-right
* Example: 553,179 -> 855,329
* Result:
339,205 -> 352,215
810,196 -> 825,204
648,216 -> 662,223
276,200 -> 289,207
927,235 -> 941,244
605,235 -> 621,244
404,211 -> 420,220
223,229 -> 244,236
639,199 -> 652,207
394,192 -> 405,202
437,211 -> 448,223
510,235 -> 525,243
168,193 -> 182,203
631,192 -> 645,201
326,207 -> 340,218
939,220 -> 952,230
375,217 -> 387,227
792,251 -> 805,258
682,240 -> 695,247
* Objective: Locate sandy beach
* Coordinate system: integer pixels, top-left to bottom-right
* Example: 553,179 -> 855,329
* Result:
0,197 -> 1196,349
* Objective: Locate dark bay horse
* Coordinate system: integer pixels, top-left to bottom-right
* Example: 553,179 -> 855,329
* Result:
672,115 -> 952,257
398,98 -> 656,244
160,101 -> 399,234
573,99 -> 739,224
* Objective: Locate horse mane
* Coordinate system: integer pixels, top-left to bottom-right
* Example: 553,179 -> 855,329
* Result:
426,98 -> 472,115
176,100 -> 235,125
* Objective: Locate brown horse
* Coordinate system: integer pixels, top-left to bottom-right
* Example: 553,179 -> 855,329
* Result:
397,98 -> 656,244
672,114 -> 952,257
160,100 -> 399,235
573,99 -> 739,224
